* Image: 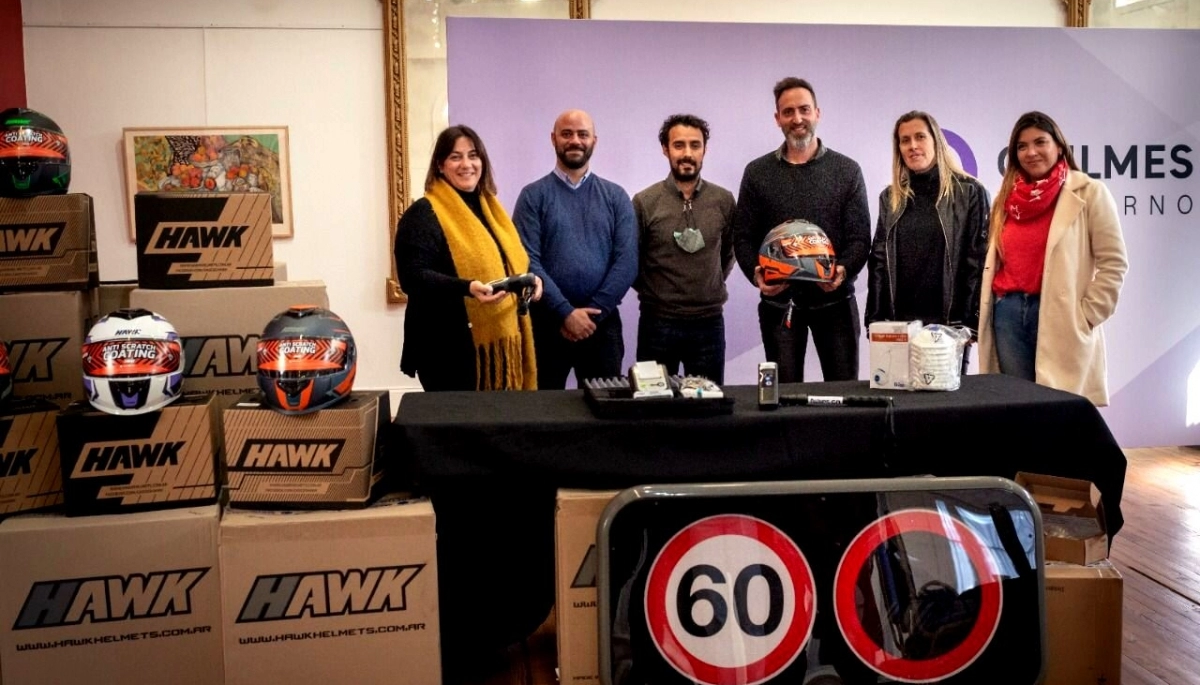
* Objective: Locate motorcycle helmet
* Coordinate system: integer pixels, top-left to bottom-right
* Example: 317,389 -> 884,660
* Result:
0,108 -> 71,197
758,219 -> 837,284
0,339 -> 12,405
257,306 -> 356,415
82,309 -> 184,415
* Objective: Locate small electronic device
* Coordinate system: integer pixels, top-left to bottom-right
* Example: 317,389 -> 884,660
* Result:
757,361 -> 779,409
628,361 -> 673,399
487,272 -> 537,315
486,272 -> 536,294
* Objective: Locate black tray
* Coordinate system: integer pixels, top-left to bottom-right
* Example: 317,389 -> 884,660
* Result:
583,385 -> 735,419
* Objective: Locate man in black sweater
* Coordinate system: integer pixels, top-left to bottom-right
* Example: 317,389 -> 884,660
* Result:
733,77 -> 871,382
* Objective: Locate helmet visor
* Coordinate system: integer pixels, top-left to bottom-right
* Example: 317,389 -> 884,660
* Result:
0,128 -> 69,160
257,338 -> 349,377
82,339 -> 182,377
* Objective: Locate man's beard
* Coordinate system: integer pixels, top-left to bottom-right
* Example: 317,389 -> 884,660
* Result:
671,158 -> 700,182
556,144 -> 593,170
785,124 -> 815,150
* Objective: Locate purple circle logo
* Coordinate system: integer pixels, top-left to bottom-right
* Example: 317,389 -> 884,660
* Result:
942,128 -> 977,178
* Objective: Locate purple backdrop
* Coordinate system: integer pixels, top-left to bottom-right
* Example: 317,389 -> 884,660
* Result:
447,18 -> 1200,448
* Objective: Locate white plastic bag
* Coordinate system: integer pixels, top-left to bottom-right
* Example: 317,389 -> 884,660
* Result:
908,324 -> 972,391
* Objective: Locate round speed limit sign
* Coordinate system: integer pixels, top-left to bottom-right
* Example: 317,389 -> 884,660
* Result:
644,514 -> 815,685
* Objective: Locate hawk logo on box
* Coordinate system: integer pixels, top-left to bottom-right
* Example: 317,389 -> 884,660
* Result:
0,448 -> 36,477
12,568 -> 209,629
236,566 -> 425,623
182,335 -> 257,378
146,224 -> 248,252
8,338 -> 68,382
0,224 -> 63,256
235,439 -> 344,471
73,440 -> 185,477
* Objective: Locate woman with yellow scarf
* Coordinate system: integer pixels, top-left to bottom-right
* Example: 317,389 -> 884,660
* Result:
395,125 -> 541,391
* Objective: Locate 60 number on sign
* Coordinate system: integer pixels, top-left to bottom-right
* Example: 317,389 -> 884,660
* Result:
643,514 -> 816,685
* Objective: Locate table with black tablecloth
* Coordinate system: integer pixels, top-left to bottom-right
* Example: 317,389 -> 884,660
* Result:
393,373 -> 1126,664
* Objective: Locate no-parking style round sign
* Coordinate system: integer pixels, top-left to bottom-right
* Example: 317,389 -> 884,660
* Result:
643,514 -> 816,685
833,508 -> 1004,683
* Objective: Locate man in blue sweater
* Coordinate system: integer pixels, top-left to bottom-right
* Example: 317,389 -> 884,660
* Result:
514,109 -> 638,389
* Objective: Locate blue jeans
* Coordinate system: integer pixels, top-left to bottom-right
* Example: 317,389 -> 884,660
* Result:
636,312 -> 726,385
992,293 -> 1039,381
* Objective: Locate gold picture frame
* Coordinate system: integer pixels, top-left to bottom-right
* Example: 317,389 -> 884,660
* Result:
122,126 -> 294,241
382,0 -> 590,303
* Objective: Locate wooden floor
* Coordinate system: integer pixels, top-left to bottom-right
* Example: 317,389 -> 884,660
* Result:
462,446 -> 1200,685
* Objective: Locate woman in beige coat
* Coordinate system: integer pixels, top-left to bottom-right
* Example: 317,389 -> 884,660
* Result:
978,111 -> 1128,406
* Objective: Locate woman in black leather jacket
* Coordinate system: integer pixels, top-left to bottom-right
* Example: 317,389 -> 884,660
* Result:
865,111 -> 990,342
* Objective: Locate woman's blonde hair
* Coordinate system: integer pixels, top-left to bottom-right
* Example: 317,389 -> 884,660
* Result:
989,111 -> 1079,255
887,111 -> 963,215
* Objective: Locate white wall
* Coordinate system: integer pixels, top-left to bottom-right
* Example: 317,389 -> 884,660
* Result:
589,0 -> 1065,25
21,0 -> 1069,404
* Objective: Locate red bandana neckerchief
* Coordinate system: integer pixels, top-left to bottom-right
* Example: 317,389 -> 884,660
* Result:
1006,158 -> 1068,222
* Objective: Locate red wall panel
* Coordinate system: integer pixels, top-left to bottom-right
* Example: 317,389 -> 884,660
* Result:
0,0 -> 26,108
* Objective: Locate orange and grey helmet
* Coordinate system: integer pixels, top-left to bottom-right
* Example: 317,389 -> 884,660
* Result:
257,306 -> 356,415
758,219 -> 837,284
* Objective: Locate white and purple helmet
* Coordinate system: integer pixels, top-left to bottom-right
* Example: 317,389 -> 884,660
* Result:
82,309 -> 184,415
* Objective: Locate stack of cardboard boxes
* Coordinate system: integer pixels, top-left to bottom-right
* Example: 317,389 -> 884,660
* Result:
0,192 -> 97,517
0,192 -> 441,684
1018,472 -> 1124,685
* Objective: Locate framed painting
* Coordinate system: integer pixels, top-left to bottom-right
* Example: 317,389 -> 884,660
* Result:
122,126 -> 293,240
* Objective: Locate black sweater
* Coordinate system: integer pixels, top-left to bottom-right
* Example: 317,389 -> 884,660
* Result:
732,143 -> 872,309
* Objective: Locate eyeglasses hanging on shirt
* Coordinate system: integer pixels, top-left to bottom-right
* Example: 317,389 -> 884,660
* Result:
673,199 -> 705,254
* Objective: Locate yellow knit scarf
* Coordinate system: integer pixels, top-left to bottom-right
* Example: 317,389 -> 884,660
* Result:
425,179 -> 537,390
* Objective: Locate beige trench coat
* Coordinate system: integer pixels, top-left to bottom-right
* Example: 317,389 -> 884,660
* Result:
978,170 -> 1128,406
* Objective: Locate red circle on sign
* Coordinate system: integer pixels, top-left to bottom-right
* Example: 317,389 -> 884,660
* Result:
833,508 -> 1003,682
644,514 -> 815,685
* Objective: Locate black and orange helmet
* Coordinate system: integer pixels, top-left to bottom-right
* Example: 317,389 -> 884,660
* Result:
758,220 -> 837,285
0,108 -> 71,197
257,306 -> 356,415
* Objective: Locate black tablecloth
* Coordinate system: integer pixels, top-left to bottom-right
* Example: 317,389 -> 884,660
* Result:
396,374 -> 1125,531
393,373 -> 1126,664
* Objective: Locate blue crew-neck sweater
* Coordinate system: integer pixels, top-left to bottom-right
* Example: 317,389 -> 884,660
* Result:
512,172 -> 638,322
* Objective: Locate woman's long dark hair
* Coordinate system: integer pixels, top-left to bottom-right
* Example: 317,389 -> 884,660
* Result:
989,111 -> 1078,256
423,125 -> 497,195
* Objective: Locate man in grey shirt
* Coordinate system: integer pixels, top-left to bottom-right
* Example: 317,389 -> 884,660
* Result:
632,113 -> 735,384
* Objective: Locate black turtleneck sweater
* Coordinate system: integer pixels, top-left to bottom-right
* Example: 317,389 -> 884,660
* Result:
893,167 -> 946,323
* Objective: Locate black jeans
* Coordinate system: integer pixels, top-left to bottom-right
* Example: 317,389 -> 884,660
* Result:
636,312 -> 726,385
758,296 -> 860,383
531,308 -> 625,389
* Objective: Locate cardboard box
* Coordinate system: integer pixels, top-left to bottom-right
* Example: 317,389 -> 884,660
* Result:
1044,561 -> 1123,685
220,497 -> 440,685
0,505 -> 224,685
135,192 -> 274,289
97,280 -> 136,316
0,398 -> 62,516
1017,472 -> 1108,565
869,320 -> 923,390
0,193 -> 97,291
0,289 -> 94,407
556,489 -> 620,685
128,280 -> 328,404
222,390 -> 389,508
56,394 -> 220,516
